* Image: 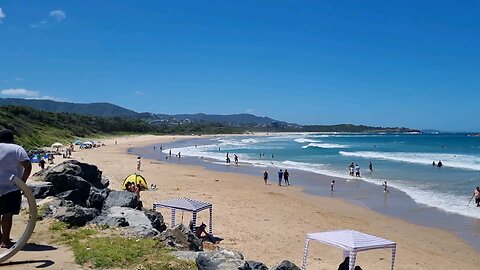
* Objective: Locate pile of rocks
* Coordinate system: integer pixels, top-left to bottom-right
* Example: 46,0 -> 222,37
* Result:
29,160 -> 166,237
29,160 -> 302,270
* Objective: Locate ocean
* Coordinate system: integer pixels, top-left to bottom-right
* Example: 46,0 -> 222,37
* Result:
130,133 -> 480,249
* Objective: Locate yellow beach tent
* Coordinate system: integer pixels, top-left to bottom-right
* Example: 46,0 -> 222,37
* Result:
123,173 -> 148,190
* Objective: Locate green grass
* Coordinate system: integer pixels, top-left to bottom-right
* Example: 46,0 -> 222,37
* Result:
49,222 -> 196,270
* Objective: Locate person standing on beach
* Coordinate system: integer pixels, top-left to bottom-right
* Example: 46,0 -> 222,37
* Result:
355,164 -> 360,177
284,169 -> 290,186
136,157 -> 142,170
278,169 -> 283,186
382,181 -> 389,192
169,149 -> 172,157
234,154 -> 238,165
369,162 -> 373,171
349,162 -> 354,176
263,171 -> 268,184
473,186 -> 480,207
0,129 -> 32,248
331,180 -> 335,191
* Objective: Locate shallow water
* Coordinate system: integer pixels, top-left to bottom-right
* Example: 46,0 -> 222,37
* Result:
130,133 -> 480,250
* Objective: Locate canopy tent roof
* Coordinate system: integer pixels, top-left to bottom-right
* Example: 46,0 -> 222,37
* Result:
307,230 -> 396,252
302,230 -> 396,270
153,198 -> 213,234
154,197 -> 212,212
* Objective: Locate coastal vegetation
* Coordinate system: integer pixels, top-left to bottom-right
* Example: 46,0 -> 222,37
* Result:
49,222 -> 196,270
0,104 -> 419,149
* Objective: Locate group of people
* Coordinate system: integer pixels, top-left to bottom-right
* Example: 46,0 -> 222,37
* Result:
432,160 -> 443,167
348,162 -> 362,177
226,153 -> 239,165
262,169 -> 290,186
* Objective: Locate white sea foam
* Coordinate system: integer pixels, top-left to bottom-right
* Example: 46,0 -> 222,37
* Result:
294,138 -> 320,143
339,151 -> 480,171
302,143 -> 349,149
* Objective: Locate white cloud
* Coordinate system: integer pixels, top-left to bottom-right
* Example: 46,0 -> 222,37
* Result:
134,90 -> 145,96
0,8 -> 6,23
246,109 -> 254,113
30,20 -> 48,29
1,88 -> 39,97
49,10 -> 66,21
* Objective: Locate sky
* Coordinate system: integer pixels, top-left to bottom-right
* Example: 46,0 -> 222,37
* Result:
0,1 -> 479,131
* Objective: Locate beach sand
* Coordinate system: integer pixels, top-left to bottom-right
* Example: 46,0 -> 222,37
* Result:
2,134 -> 479,269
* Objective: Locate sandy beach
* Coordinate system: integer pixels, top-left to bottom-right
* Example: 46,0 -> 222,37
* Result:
3,134 -> 480,270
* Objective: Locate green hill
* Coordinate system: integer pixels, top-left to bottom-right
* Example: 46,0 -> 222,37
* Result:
0,106 -> 152,148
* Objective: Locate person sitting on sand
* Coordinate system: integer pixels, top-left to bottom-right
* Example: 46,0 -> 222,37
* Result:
190,222 -> 221,244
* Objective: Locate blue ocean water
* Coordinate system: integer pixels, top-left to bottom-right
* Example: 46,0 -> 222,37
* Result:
165,133 -> 480,219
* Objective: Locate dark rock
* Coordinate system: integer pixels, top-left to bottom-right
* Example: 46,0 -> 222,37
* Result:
99,176 -> 110,189
27,181 -> 54,199
56,189 -> 85,205
86,187 -> 110,210
90,206 -> 159,237
103,191 -> 139,209
46,174 -> 91,200
270,260 -> 301,270
158,224 -> 203,251
143,208 -> 167,233
196,249 -> 245,270
172,250 -> 202,262
44,160 -> 102,186
51,205 -> 99,226
243,261 -> 269,270
40,197 -> 74,219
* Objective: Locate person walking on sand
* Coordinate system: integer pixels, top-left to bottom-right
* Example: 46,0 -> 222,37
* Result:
278,169 -> 283,186
136,157 -> 142,170
284,169 -> 290,186
234,154 -> 238,165
331,180 -> 335,191
0,129 -> 32,248
473,186 -> 480,207
263,171 -> 268,184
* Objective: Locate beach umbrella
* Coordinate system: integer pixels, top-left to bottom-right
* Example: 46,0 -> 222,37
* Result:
123,173 -> 149,190
51,142 -> 63,150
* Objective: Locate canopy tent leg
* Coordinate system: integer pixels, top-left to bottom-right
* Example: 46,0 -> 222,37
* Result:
192,211 -> 198,233
348,251 -> 357,270
209,206 -> 213,235
171,209 -> 176,227
301,238 -> 311,270
391,246 -> 396,270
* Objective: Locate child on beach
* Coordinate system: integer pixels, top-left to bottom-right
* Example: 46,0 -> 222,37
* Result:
263,171 -> 268,184
136,157 -> 141,170
383,181 -> 389,192
331,180 -> 335,191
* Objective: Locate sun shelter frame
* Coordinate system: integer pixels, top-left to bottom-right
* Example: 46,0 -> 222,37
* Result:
302,230 -> 396,270
153,198 -> 213,234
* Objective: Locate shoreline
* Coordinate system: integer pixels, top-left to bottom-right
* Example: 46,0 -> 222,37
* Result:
74,134 -> 479,269
131,135 -> 480,251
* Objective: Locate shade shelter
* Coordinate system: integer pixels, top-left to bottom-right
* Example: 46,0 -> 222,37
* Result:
302,230 -> 396,270
153,198 -> 213,234
123,173 -> 148,190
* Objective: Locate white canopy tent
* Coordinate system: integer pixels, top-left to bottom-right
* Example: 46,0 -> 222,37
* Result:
153,198 -> 213,234
302,230 -> 396,270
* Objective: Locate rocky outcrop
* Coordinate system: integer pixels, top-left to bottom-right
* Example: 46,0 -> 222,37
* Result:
196,249 -> 247,270
27,181 -> 54,199
158,224 -> 203,251
243,261 -> 269,270
270,260 -> 301,270
50,205 -> 100,227
103,190 -> 139,209
86,187 -> 110,210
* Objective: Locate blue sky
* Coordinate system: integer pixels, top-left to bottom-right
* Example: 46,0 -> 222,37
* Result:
0,1 -> 479,131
